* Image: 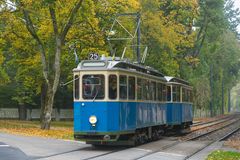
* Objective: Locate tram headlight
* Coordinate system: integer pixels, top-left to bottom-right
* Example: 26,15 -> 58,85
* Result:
89,115 -> 97,126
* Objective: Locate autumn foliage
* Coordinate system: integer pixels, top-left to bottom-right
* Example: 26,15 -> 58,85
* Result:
0,0 -> 240,128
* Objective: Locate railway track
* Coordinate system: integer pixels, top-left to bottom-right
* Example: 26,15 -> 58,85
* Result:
220,127 -> 240,141
133,116 -> 240,160
191,115 -> 230,127
191,115 -> 236,132
181,116 -> 240,141
186,118 -> 240,142
81,146 -> 127,160
185,122 -> 240,159
78,114 -> 240,160
37,114 -> 240,160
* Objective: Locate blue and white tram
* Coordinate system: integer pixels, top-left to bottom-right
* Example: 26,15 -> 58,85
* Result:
165,76 -> 193,131
73,57 -> 193,145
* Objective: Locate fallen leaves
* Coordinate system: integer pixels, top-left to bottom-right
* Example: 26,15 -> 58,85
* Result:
0,120 -> 73,140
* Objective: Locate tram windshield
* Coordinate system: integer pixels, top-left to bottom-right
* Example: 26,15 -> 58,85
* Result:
82,75 -> 105,99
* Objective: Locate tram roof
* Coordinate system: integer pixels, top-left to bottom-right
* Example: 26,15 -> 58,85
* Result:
164,76 -> 190,85
73,58 -> 190,86
73,58 -> 165,78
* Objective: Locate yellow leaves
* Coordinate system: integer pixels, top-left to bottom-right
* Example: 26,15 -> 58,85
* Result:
185,56 -> 200,66
38,19 -> 53,40
1,128 -> 73,139
0,120 -> 73,140
0,52 -> 4,65
0,49 -> 9,85
21,0 -> 35,6
99,0 -> 140,14
0,38 -> 5,46
141,0 -> 200,75
172,0 -> 198,8
120,0 -> 140,11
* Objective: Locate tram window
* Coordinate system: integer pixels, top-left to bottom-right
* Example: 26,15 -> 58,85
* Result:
157,83 -> 163,101
167,86 -> 171,102
142,79 -> 148,100
172,86 -> 177,102
176,86 -> 180,102
109,75 -> 117,99
128,76 -> 135,100
150,82 -> 156,101
182,88 -> 186,102
162,84 -> 167,101
74,75 -> 79,99
119,75 -> 127,99
147,81 -> 151,100
137,78 -> 142,100
172,85 -> 180,102
82,75 -> 105,99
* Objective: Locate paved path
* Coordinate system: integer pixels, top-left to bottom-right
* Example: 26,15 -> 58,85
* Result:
0,133 -> 89,160
0,142 -> 30,160
0,132 -> 238,160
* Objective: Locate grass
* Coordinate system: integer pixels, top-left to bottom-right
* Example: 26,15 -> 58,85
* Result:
0,120 -> 74,140
206,150 -> 240,160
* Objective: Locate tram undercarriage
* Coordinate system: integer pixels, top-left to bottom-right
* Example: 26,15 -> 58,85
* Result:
74,122 -> 191,146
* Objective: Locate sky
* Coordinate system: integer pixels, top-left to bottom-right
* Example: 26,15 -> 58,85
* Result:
234,0 -> 240,8
234,0 -> 240,32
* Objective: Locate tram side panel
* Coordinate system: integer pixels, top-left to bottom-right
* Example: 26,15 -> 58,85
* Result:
74,102 -> 81,132
181,103 -> 193,123
136,102 -> 166,129
74,101 -> 120,133
119,102 -> 136,131
166,103 -> 182,125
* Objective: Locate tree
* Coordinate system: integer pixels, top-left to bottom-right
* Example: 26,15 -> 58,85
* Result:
225,0 -> 240,36
140,0 -> 199,76
0,0 -> 140,129
0,19 -> 9,86
0,50 -> 9,85
15,0 -> 84,129
184,0 -> 240,116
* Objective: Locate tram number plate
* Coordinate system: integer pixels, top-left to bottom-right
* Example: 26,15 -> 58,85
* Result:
89,52 -> 99,60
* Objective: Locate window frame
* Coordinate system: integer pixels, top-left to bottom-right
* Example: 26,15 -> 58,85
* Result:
74,74 -> 80,100
167,85 -> 172,102
150,81 -> 156,101
119,75 -> 128,100
128,76 -> 136,100
137,78 -> 143,100
82,74 -> 105,100
108,74 -> 117,100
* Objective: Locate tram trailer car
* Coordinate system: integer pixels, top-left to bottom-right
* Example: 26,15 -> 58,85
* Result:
73,58 -> 193,146
165,76 -> 193,131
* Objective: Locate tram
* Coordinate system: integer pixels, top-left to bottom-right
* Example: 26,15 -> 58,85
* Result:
73,56 -> 193,145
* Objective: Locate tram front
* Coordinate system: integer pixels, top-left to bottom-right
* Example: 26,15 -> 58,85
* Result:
73,60 -> 122,145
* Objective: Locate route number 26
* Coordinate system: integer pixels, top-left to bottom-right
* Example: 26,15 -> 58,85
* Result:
89,52 -> 99,60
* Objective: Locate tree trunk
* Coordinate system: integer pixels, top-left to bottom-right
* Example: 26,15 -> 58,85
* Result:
41,88 -> 55,130
18,103 -> 26,120
40,38 -> 61,129
40,82 -> 47,122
